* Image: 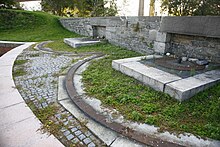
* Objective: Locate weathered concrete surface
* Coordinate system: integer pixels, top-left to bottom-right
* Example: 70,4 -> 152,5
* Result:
64,38 -> 100,48
0,42 -> 64,147
165,70 -> 220,101
160,16 -> 220,38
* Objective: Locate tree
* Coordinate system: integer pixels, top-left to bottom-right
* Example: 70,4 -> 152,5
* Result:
161,0 -> 220,16
0,0 -> 19,9
76,0 -> 117,17
193,0 -> 220,15
41,0 -> 117,17
138,0 -> 144,16
41,0 -> 75,16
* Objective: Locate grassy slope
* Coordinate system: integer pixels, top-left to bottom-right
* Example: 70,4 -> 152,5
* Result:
0,9 -> 80,42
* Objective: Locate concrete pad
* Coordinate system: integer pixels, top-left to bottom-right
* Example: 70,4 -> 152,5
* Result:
59,99 -> 118,146
0,77 -> 17,94
164,72 -> 219,101
111,137 -> 144,147
120,62 -> 181,92
58,76 -> 69,101
0,116 -> 63,147
0,102 -> 34,128
0,90 -> 24,109
64,38 -> 100,48
0,66 -> 12,78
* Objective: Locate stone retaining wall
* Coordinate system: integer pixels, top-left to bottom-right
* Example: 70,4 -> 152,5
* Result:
60,17 -> 161,54
60,16 -> 220,63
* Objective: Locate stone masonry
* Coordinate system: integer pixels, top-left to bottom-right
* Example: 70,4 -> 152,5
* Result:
60,16 -> 220,63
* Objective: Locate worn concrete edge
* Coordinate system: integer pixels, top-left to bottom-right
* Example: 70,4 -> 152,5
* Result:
34,40 -> 103,56
0,41 -> 64,146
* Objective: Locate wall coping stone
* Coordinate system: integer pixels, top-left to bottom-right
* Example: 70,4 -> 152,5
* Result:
160,16 -> 220,38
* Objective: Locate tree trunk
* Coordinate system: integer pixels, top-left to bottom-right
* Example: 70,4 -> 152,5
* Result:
138,0 -> 144,16
149,0 -> 155,16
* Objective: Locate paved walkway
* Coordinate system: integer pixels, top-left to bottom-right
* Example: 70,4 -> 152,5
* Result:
0,42 -> 64,147
10,42 -> 104,146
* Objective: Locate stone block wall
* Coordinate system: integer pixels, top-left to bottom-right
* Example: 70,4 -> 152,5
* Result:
60,16 -> 220,63
160,16 -> 220,63
169,34 -> 220,63
60,18 -> 92,36
60,17 -> 161,54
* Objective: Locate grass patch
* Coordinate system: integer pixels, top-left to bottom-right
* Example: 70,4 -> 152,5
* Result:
0,9 -> 80,42
14,59 -> 27,65
27,101 -> 63,135
13,68 -> 27,77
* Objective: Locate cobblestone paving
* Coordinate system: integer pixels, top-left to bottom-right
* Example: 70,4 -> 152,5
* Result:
14,48 -> 105,147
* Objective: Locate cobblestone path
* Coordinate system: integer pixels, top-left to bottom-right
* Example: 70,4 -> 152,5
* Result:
14,48 -> 105,147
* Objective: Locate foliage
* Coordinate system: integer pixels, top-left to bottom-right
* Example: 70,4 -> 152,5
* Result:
41,0 -> 117,17
193,0 -> 220,15
41,0 -> 75,16
0,10 -> 80,41
161,0 -> 220,16
0,0 -> 20,9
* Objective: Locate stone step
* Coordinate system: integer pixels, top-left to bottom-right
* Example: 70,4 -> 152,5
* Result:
165,70 -> 220,101
64,38 -> 100,48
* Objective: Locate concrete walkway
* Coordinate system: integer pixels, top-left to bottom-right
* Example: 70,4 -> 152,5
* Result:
0,42 -> 64,147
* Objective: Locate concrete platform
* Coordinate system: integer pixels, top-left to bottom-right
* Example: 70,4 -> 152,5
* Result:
112,56 -> 220,101
165,70 -> 220,101
0,41 -> 64,147
64,38 -> 100,48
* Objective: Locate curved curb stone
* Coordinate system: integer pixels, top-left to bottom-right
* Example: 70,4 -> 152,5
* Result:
0,41 -> 64,147
65,54 -> 182,147
35,41 -> 101,56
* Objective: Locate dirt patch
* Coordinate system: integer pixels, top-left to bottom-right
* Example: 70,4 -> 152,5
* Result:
0,47 -> 13,57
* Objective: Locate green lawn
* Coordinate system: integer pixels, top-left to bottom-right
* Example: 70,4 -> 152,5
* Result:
2,9 -> 220,140
0,9 -> 80,42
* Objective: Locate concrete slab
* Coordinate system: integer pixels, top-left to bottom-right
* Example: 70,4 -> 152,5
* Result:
0,115 -> 63,147
64,38 -> 100,48
0,77 -> 17,94
165,70 -> 220,101
0,66 -> 12,78
0,102 -> 35,128
120,62 -> 181,92
0,90 -> 24,109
